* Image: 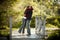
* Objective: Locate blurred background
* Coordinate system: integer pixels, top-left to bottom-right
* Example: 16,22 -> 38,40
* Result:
0,0 -> 60,40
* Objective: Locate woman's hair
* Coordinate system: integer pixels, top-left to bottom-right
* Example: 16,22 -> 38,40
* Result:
26,6 -> 33,10
26,6 -> 29,9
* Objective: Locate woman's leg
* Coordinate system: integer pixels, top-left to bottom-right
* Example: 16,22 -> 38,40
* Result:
22,19 -> 26,33
18,18 -> 25,33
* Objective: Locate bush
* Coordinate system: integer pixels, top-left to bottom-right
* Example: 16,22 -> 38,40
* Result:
47,17 -> 60,28
30,17 -> 35,28
47,30 -> 60,40
12,21 -> 22,28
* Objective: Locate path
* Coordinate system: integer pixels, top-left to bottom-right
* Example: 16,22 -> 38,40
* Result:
12,28 -> 60,40
12,28 -> 46,40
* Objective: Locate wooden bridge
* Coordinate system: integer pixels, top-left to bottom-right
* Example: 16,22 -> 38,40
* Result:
12,28 -> 47,40
12,28 -> 60,40
9,16 -> 60,40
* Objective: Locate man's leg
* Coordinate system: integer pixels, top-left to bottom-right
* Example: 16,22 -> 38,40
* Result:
26,20 -> 31,35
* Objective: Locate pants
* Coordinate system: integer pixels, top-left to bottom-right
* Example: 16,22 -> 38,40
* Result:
18,18 -> 31,34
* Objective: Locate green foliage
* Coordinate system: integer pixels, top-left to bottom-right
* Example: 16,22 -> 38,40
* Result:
47,17 -> 60,28
0,0 -> 60,37
30,17 -> 35,28
47,30 -> 60,40
0,0 -> 60,29
12,21 -> 22,28
57,8 -> 60,15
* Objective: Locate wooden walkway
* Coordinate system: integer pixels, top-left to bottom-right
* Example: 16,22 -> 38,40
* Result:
12,28 -> 60,40
12,28 -> 46,40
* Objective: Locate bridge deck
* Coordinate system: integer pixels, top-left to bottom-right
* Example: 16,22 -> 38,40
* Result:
12,28 -> 60,40
12,28 -> 46,40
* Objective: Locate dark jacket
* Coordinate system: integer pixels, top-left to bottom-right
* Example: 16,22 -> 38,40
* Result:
24,7 -> 33,20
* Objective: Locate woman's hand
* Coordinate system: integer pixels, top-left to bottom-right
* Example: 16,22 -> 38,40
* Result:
23,17 -> 26,19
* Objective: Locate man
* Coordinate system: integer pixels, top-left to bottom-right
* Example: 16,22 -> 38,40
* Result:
18,6 -> 33,36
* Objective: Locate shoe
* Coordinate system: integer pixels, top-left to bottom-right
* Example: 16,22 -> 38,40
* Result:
22,33 -> 24,34
26,34 -> 31,36
18,31 -> 21,33
22,31 -> 24,34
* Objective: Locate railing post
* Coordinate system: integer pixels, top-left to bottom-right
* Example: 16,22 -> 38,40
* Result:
35,16 -> 46,38
9,16 -> 12,40
35,16 -> 39,34
41,16 -> 46,36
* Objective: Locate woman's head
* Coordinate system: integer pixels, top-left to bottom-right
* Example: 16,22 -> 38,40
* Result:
26,6 -> 33,10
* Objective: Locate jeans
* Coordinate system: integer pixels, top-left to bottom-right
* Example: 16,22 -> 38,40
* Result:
18,18 -> 31,34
